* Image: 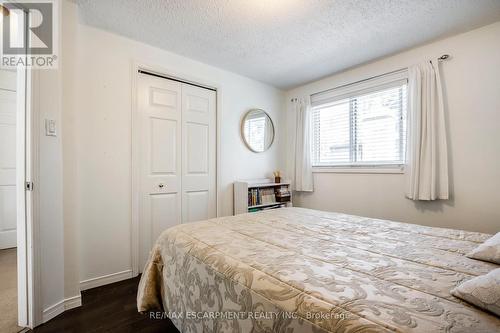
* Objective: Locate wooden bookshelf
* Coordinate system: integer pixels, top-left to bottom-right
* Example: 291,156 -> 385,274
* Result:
234,179 -> 292,215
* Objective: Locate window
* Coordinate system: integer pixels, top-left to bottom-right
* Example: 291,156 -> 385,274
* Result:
311,73 -> 407,168
244,115 -> 266,152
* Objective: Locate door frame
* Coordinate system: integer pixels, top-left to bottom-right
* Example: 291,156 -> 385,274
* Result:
130,61 -> 222,275
11,5 -> 41,329
21,63 -> 41,329
0,63 -> 36,327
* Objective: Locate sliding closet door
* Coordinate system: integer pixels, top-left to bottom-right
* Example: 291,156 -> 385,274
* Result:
137,73 -> 182,269
181,84 -> 217,223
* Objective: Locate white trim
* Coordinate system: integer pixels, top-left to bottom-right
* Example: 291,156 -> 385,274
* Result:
0,231 -> 16,249
313,166 -> 405,174
62,295 -> 82,311
130,61 -> 140,277
311,69 -> 408,107
130,61 -> 222,275
42,294 -> 82,323
27,64 -> 42,328
310,73 -> 408,172
79,269 -> 133,291
16,57 -> 29,328
42,301 -> 64,323
15,8 -> 41,329
216,90 -> 222,217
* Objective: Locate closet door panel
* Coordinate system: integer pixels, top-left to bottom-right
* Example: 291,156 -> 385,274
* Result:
137,73 -> 217,272
181,84 -> 216,223
186,122 -> 209,174
150,118 -> 177,174
138,73 -> 182,271
150,194 -> 178,242
185,190 -> 209,223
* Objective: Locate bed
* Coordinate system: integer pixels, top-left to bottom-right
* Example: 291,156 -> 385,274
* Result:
137,207 -> 500,332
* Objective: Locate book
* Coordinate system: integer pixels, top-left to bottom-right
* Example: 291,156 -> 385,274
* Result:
248,187 -> 277,207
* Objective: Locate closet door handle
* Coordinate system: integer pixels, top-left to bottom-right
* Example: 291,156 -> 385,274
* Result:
158,183 -> 165,189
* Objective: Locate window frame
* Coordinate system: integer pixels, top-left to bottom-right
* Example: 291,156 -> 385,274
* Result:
310,70 -> 408,174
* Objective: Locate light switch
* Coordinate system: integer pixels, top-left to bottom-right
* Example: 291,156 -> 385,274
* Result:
45,119 -> 57,137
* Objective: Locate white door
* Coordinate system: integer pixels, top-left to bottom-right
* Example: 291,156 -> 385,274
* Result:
181,84 -> 216,223
137,73 -> 217,270
0,69 -> 17,250
138,73 -> 182,269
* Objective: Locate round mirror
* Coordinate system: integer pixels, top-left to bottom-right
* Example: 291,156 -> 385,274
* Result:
241,109 -> 275,153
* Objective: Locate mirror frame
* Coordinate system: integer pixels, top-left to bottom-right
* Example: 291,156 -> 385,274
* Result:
241,109 -> 275,153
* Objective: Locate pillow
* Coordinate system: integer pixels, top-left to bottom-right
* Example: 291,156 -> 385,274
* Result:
451,268 -> 500,316
466,232 -> 500,264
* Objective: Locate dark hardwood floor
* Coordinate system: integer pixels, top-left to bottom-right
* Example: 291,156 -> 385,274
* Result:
31,276 -> 179,333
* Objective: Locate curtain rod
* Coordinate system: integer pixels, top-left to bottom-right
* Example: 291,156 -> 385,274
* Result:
291,54 -> 450,102
138,69 -> 217,92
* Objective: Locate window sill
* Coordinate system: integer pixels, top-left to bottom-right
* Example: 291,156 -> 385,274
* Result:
312,166 -> 405,174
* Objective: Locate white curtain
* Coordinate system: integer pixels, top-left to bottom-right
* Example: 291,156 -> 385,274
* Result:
405,59 -> 449,200
292,97 -> 314,192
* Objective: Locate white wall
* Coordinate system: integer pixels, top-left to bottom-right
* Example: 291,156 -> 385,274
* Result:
36,0 -> 82,322
37,66 -> 66,322
286,21 -> 500,234
71,20 -> 285,283
35,7 -> 65,324
61,0 -> 81,304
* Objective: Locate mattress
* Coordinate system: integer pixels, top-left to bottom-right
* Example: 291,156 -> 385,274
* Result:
137,207 -> 500,332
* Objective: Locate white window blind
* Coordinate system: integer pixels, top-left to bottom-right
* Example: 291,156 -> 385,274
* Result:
311,72 -> 407,167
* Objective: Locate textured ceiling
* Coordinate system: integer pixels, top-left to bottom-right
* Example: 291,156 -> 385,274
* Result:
76,0 -> 500,89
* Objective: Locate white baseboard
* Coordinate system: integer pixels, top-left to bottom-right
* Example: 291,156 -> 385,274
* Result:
0,229 -> 17,249
80,269 -> 134,291
41,270 -> 135,324
42,294 -> 82,323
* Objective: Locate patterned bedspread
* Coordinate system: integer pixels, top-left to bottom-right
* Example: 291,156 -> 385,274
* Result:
137,207 -> 500,332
